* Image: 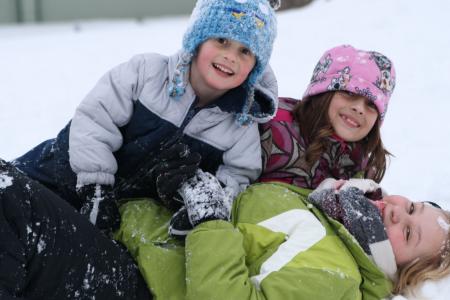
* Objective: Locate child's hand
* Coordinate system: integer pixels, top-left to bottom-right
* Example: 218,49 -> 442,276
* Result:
153,143 -> 201,210
338,187 -> 389,255
178,170 -> 233,226
339,179 -> 387,199
77,183 -> 120,235
313,178 -> 346,194
339,178 -> 380,193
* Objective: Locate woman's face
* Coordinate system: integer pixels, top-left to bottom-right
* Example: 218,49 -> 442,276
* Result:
328,91 -> 378,142
380,195 -> 448,266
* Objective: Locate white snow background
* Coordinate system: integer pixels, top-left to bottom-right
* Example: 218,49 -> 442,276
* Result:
1,0 -> 449,298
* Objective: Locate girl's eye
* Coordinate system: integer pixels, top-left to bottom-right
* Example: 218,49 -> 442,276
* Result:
406,227 -> 411,241
366,100 -> 377,111
408,203 -> 415,215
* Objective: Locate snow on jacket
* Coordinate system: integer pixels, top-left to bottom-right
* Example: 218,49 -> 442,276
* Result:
116,182 -> 392,300
259,97 -> 365,189
13,51 -> 278,207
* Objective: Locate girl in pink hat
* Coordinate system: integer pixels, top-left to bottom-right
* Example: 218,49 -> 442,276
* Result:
260,44 -> 396,188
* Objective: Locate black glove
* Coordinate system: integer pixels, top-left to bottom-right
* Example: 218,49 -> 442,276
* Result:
77,184 -> 121,235
153,143 -> 201,210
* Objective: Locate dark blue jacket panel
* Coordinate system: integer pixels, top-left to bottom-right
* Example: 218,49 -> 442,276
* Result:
13,100 -> 224,208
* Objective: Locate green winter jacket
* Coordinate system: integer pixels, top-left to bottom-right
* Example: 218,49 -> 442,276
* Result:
115,182 -> 392,300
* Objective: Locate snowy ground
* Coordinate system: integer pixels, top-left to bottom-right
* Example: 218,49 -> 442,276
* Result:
1,0 -> 450,298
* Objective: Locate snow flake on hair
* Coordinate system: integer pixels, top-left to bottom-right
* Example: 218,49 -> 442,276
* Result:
438,216 -> 450,233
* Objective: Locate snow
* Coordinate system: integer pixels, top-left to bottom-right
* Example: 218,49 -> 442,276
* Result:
0,172 -> 13,189
1,0 -> 450,298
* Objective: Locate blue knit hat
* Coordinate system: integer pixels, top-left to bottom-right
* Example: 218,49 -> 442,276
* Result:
169,0 -> 279,125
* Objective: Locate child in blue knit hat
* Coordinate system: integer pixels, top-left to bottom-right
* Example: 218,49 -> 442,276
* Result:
13,0 -> 280,235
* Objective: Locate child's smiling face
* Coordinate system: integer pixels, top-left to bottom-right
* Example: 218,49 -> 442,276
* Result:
379,195 -> 448,266
190,38 -> 256,104
328,91 -> 379,142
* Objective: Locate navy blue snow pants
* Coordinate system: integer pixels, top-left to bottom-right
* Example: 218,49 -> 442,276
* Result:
0,159 -> 151,300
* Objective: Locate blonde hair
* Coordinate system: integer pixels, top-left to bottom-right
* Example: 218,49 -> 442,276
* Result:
393,210 -> 450,296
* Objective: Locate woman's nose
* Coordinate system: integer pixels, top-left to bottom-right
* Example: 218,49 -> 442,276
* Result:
391,211 -> 398,223
390,206 -> 405,224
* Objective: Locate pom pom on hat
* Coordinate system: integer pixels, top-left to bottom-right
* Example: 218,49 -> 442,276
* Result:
168,0 -> 278,125
303,45 -> 396,123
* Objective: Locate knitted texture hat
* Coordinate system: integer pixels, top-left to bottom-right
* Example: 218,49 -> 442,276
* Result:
168,0 -> 279,125
303,45 -> 396,122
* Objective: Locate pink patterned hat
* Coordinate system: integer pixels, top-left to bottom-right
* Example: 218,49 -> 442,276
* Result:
302,45 -> 396,122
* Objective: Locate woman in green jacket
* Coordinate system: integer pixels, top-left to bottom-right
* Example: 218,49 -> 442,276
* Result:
116,171 -> 450,299
2,158 -> 449,299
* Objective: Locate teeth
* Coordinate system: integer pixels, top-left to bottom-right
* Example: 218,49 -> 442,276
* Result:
342,115 -> 359,127
213,63 -> 233,75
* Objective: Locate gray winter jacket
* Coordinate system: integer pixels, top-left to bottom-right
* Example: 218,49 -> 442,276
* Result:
69,51 -> 278,197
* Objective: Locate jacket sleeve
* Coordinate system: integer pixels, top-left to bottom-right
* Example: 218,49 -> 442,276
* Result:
185,220 -> 262,300
185,220 -> 362,300
69,54 -> 156,187
216,123 -> 262,198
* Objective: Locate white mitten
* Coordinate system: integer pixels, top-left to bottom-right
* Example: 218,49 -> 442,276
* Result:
339,178 -> 386,195
312,178 -> 347,194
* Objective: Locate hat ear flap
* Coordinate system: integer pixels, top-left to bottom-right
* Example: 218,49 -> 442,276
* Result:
168,52 -> 193,99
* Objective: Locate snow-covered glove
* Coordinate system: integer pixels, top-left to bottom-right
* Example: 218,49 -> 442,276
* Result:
308,186 -> 387,254
77,184 -> 120,234
309,181 -> 397,278
337,187 -> 387,253
154,143 -> 201,210
178,170 -> 233,227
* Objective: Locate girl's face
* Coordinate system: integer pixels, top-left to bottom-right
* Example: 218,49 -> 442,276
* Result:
380,195 -> 448,266
328,91 -> 379,142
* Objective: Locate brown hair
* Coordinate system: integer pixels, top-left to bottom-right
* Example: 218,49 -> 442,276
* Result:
292,91 -> 391,183
393,210 -> 450,296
